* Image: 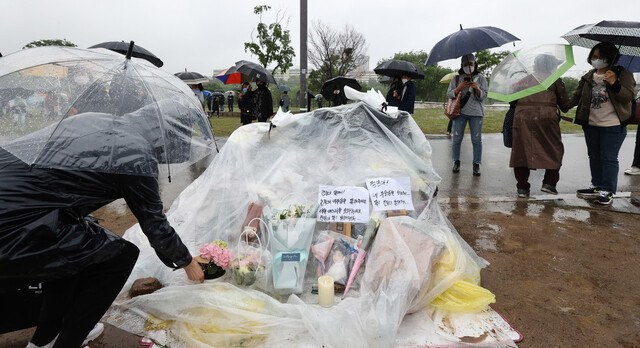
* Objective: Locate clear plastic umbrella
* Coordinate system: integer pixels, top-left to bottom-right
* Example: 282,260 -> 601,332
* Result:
0,46 -> 216,180
488,44 -> 575,103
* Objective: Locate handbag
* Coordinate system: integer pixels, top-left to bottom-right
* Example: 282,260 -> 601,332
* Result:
445,76 -> 473,120
628,96 -> 639,125
444,76 -> 463,119
502,102 -> 516,148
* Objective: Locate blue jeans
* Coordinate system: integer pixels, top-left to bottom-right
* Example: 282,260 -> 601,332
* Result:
582,124 -> 627,193
452,114 -> 483,164
283,106 -> 289,112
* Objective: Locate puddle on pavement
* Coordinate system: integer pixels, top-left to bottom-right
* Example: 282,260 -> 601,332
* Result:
475,237 -> 498,252
552,208 -> 591,224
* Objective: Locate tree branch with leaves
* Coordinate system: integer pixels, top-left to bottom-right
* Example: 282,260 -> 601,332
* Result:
308,21 -> 368,85
244,5 -> 295,75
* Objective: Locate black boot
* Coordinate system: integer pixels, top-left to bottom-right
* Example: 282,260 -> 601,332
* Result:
473,163 -> 481,176
452,160 -> 460,173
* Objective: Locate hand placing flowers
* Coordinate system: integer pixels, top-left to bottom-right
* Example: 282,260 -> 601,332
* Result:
198,240 -> 232,270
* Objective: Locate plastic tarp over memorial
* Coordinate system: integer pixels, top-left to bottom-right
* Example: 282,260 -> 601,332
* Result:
105,97 -> 518,347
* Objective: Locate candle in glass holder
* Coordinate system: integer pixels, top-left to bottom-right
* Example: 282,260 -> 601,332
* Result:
318,275 -> 334,307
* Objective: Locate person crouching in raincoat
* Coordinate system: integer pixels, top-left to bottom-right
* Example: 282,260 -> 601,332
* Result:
0,103 -> 205,348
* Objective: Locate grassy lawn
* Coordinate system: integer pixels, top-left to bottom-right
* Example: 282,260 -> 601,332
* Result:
209,107 -> 637,137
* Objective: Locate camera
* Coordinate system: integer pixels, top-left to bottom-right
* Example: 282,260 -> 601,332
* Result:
463,77 -> 471,82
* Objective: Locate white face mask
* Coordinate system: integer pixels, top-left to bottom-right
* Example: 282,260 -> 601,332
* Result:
463,65 -> 475,75
590,58 -> 608,70
402,78 -> 409,84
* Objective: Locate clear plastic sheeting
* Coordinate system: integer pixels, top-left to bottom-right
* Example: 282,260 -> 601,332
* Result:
0,46 -> 214,178
106,103 -> 517,347
487,44 -> 574,103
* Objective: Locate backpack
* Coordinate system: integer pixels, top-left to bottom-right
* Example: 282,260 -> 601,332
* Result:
279,98 -> 284,107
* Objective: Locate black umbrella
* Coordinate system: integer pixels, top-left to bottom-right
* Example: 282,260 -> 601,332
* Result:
174,70 -> 209,84
88,41 -> 164,67
562,20 -> 640,57
425,25 -> 520,65
374,60 -> 425,79
234,60 -> 277,85
277,85 -> 292,92
321,76 -> 361,101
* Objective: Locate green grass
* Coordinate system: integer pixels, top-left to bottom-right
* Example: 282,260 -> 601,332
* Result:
209,108 -> 637,137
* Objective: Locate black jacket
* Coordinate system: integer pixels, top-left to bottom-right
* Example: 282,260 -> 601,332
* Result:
0,148 -> 191,283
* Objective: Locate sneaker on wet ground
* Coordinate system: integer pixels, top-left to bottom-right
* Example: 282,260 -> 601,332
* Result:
541,184 -> 558,195
593,191 -> 613,205
517,188 -> 530,198
576,185 -> 599,198
624,166 -> 640,175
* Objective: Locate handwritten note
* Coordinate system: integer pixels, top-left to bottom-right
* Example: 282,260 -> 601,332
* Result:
366,177 -> 414,211
317,185 -> 370,223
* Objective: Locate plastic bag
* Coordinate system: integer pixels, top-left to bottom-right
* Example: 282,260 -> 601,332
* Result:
430,280 -> 496,313
265,204 -> 317,295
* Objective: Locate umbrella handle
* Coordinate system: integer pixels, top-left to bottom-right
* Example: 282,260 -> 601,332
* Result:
125,41 -> 135,60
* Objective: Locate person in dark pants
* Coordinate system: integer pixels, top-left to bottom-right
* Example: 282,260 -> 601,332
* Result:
569,42 -> 636,205
227,93 -> 234,112
211,95 -> 220,117
252,79 -> 273,122
238,82 -> 254,125
385,77 -> 402,107
0,112 -> 204,347
398,74 -> 416,114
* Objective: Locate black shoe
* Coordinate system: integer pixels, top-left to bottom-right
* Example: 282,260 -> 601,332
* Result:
473,163 -> 481,176
452,160 -> 460,173
517,188 -> 530,198
576,186 -> 599,198
541,184 -> 558,195
593,191 -> 613,205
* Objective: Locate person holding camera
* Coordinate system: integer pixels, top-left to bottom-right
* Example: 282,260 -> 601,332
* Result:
446,53 -> 488,176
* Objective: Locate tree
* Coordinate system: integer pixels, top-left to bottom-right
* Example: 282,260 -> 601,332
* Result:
308,21 -> 368,85
378,51 -> 455,102
475,49 -> 510,77
244,5 -> 295,75
23,39 -> 77,49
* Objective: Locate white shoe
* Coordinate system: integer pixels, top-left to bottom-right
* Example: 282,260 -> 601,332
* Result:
82,323 -> 104,345
624,166 -> 640,175
26,323 -> 103,348
26,335 -> 57,348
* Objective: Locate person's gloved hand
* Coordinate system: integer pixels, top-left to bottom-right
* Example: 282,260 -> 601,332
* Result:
184,258 -> 205,283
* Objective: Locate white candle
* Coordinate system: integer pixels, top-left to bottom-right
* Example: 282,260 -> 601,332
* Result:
318,275 -> 334,307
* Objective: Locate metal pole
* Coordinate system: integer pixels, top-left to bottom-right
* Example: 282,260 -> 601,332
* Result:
299,0 -> 308,111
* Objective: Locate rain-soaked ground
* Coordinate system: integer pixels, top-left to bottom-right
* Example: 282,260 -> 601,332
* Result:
2,133 -> 639,347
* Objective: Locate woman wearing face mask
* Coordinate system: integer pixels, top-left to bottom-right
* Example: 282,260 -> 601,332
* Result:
570,42 -> 636,205
398,74 -> 416,114
446,53 -> 488,176
238,82 -> 254,125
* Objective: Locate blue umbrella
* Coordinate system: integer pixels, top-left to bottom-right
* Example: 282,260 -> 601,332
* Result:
203,90 -> 212,97
617,55 -> 640,72
425,25 -> 520,65
277,85 -> 291,92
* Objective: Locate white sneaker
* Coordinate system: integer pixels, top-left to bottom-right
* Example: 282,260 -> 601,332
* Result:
26,323 -> 103,348
26,335 -> 57,348
82,323 -> 104,345
624,166 -> 640,175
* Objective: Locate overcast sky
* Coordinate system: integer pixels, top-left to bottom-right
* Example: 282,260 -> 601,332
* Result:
1,0 -> 638,78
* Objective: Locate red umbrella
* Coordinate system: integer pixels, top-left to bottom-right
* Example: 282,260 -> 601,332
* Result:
215,66 -> 243,85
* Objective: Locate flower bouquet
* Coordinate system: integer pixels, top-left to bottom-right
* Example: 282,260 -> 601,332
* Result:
194,240 -> 232,280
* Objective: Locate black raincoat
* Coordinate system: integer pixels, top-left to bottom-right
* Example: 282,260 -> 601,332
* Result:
0,133 -> 192,284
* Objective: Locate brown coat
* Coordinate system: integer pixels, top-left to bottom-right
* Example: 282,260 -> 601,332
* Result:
569,67 -> 636,125
509,79 -> 571,169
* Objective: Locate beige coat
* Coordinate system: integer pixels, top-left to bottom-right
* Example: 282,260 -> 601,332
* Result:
509,79 -> 571,169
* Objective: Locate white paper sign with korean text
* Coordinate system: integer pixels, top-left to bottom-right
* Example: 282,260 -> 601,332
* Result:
317,185 -> 370,223
365,177 -> 414,211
